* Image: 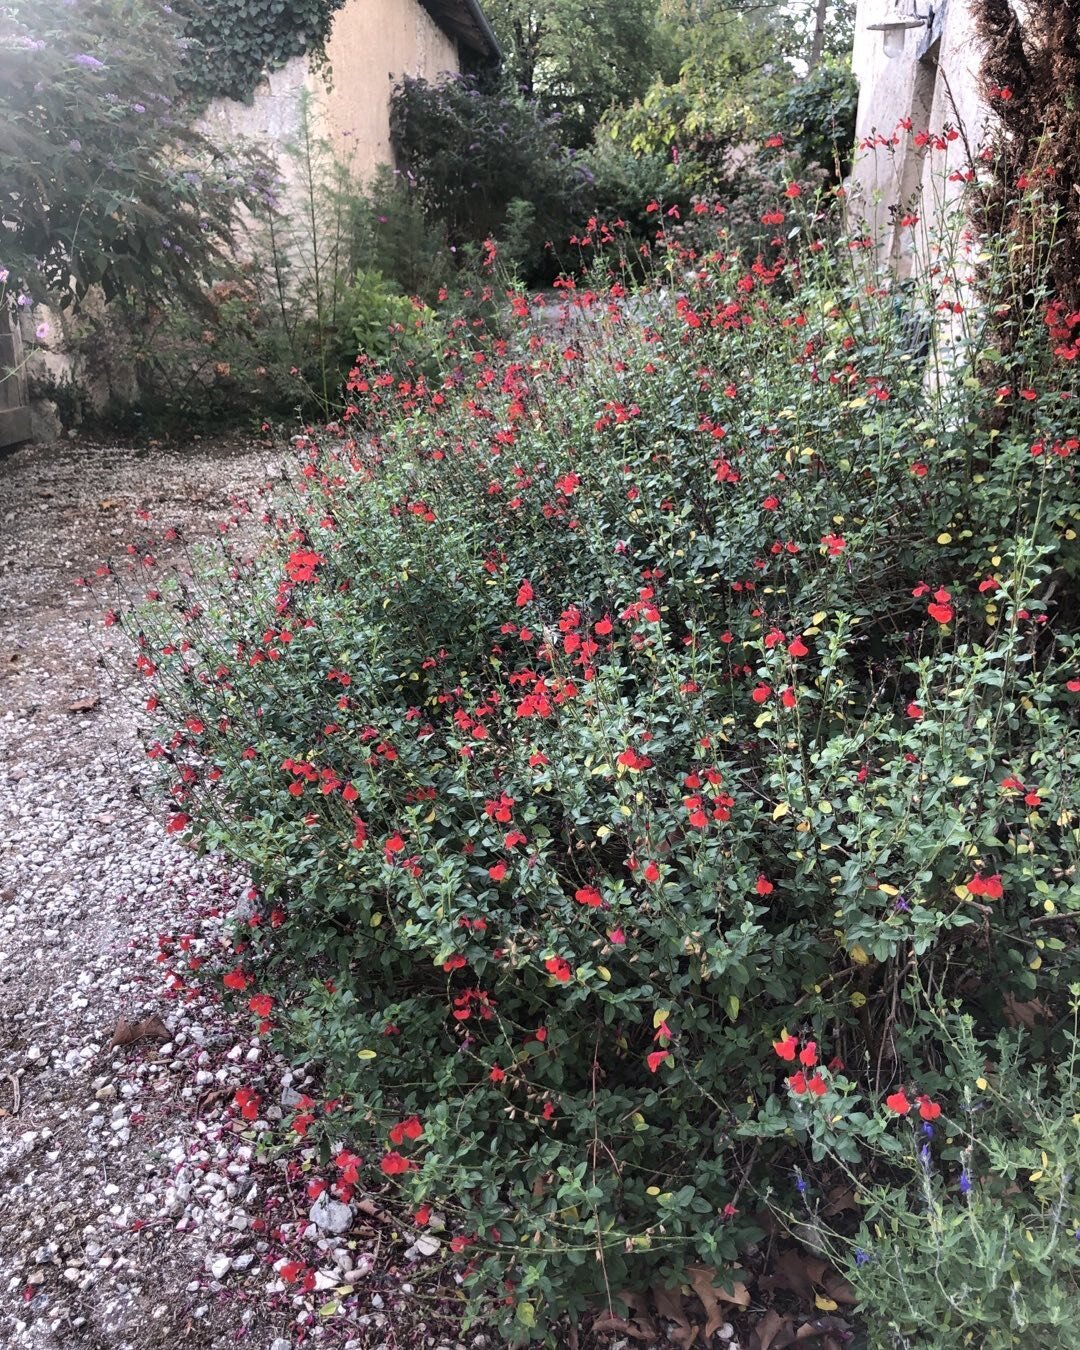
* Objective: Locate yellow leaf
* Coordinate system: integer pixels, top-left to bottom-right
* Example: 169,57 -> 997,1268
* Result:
1029,1170 -> 1044,1182
772,801 -> 790,821
937,532 -> 952,544
357,1049 -> 377,1060
976,1077 -> 988,1090
595,825 -> 611,841
646,1186 -> 661,1197
815,1295 -> 839,1312
850,991 -> 867,1008
796,820 -> 811,833
597,966 -> 611,982
370,913 -> 382,927
653,1009 -> 672,1028
812,611 -> 827,625
850,944 -> 870,965
950,775 -> 972,787
879,883 -> 898,896
754,711 -> 774,728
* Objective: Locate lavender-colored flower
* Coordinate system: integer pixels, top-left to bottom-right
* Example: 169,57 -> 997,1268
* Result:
17,293 -> 31,308
959,1170 -> 972,1194
73,53 -> 104,69
130,103 -> 146,114
69,139 -> 82,152
855,1249 -> 871,1266
0,268 -> 8,284
794,1170 -> 807,1195
922,1122 -> 934,1138
919,1143 -> 932,1168
34,322 -> 48,343
894,895 -> 911,913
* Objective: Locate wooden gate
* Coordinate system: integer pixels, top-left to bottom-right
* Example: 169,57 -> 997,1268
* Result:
0,311 -> 33,448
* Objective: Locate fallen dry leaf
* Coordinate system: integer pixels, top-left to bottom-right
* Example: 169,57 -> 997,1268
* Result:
67,694 -> 100,713
1002,992 -> 1050,1029
822,1271 -> 857,1306
652,1284 -> 696,1346
821,1182 -> 858,1217
591,1314 -> 656,1342
108,1015 -> 170,1049
790,1316 -> 851,1345
687,1264 -> 751,1338
598,1292 -> 657,1343
751,1309 -> 789,1350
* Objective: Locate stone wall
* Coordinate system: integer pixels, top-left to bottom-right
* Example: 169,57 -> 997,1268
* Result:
198,0 -> 461,208
849,0 -> 989,277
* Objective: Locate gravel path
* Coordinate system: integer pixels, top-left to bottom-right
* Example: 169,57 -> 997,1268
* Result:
0,438 -> 473,1350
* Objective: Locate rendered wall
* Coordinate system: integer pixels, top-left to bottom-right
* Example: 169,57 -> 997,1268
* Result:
849,0 -> 989,276
199,0 -> 461,198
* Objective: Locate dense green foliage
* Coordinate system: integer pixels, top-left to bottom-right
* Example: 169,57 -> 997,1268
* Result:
0,0 -> 262,309
115,157 -> 1080,1341
389,74 -> 594,278
483,0 -> 669,145
172,0 -> 346,104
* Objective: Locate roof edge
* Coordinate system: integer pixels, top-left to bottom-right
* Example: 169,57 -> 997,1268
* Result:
460,0 -> 501,59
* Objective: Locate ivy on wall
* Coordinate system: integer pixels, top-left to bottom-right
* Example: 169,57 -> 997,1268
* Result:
173,0 -> 348,104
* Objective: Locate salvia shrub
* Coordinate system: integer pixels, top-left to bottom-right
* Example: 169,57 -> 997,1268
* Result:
114,156 -> 1080,1342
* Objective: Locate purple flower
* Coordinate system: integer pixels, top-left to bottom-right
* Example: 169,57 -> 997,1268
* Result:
0,268 -> 8,284
73,53 -> 104,69
34,322 -> 48,343
959,1170 -> 972,1194
855,1249 -> 871,1266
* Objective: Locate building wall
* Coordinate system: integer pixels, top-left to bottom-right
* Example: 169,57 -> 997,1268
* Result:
320,0 -> 460,179
199,0 -> 461,199
849,0 -> 989,276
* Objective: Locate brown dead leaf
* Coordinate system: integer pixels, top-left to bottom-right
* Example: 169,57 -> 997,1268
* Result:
108,1015 -> 170,1049
687,1265 -> 751,1338
652,1284 -> 696,1346
98,499 -> 120,510
750,1310 -> 789,1350
600,1292 -> 657,1343
821,1182 -> 858,1217
67,694 -> 100,713
591,1314 -> 656,1342
790,1316 -> 851,1344
1003,992 -> 1050,1029
197,1085 -> 232,1116
822,1272 -> 857,1306
761,1247 -> 817,1302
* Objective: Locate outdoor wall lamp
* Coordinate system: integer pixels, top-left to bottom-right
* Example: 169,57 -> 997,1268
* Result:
867,0 -> 932,58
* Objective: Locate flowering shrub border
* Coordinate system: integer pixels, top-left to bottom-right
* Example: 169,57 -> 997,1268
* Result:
107,143 -> 1080,1340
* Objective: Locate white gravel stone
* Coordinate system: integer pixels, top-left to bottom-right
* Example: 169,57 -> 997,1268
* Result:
309,1195 -> 353,1236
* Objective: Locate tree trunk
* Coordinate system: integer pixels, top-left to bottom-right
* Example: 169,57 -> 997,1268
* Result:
808,0 -> 828,68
